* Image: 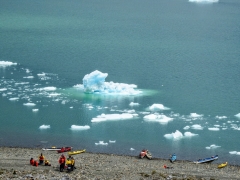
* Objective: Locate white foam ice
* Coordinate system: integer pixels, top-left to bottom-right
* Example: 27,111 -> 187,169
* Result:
32,109 -> 39,112
70,125 -> 90,130
75,70 -> 142,95
95,141 -> 108,145
39,125 -> 50,129
148,104 -> 170,111
129,102 -> 140,106
0,61 -> 17,67
205,144 -> 221,149
191,124 -> 204,130
91,113 -> 137,122
143,114 -> 173,124
130,148 -> 135,151
109,140 -> 116,143
183,126 -> 190,130
235,113 -> 240,118
48,93 -> 61,97
189,0 -> 219,3
39,87 -> 57,91
23,102 -> 36,106
208,127 -> 220,131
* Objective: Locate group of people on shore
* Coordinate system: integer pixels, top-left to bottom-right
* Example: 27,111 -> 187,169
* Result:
30,153 -> 51,167
29,153 -> 75,172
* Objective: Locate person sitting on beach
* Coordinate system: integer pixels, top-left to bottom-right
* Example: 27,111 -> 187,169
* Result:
59,154 -> 65,172
44,159 -> 51,166
38,153 -> 45,165
30,158 -> 34,165
30,158 -> 38,167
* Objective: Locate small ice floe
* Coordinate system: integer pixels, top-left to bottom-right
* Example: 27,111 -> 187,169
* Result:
191,124 -> 204,130
39,125 -> 50,129
0,61 -> 17,67
0,88 -> 7,91
69,106 -> 73,109
189,113 -> 203,119
109,140 -> 116,143
184,132 -> 198,137
32,109 -> 39,112
215,116 -> 227,119
143,114 -> 173,124
189,0 -> 219,3
229,151 -> 237,155
205,144 -> 221,149
130,148 -> 135,151
208,127 -> 220,131
23,102 -> 36,106
95,141 -> 108,145
148,104 -> 170,111
23,76 -> 34,79
129,102 -> 140,106
91,113 -> 136,122
39,87 -> 57,91
235,113 -> 240,118
9,97 -> 19,101
183,126 -> 190,130
70,125 -> 90,130
164,130 -> 198,140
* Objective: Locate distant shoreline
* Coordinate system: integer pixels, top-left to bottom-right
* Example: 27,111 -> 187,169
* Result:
0,146 -> 240,179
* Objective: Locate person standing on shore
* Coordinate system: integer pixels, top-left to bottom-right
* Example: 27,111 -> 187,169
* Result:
59,154 -> 66,172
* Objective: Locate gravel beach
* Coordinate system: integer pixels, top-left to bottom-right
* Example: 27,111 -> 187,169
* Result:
0,147 -> 240,180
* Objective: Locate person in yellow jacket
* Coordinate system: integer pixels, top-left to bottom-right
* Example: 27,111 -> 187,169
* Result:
38,153 -> 45,165
44,159 -> 51,166
66,156 -> 75,171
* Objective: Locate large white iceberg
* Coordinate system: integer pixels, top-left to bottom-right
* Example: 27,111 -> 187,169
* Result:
75,70 -> 142,95
0,61 -> 17,67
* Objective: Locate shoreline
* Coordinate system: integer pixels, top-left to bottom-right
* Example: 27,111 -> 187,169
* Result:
0,146 -> 240,179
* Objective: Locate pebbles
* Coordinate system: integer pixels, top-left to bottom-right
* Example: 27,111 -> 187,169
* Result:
0,147 -> 240,179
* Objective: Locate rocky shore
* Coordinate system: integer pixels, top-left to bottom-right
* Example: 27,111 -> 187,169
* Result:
0,147 -> 240,179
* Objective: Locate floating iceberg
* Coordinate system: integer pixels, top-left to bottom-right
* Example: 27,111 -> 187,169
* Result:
143,114 -> 173,124
235,113 -> 240,118
148,104 -> 170,111
109,140 -> 116,143
189,0 -> 219,3
91,113 -> 137,122
23,102 -> 36,106
39,125 -> 50,129
75,70 -> 142,95
205,144 -> 221,149
0,61 -> 17,67
95,141 -> 108,145
70,125 -> 90,130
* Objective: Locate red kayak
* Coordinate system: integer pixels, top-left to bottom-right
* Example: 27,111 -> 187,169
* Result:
57,147 -> 72,153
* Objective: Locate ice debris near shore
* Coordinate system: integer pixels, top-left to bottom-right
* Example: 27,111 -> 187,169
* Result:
74,70 -> 142,95
95,141 -> 108,145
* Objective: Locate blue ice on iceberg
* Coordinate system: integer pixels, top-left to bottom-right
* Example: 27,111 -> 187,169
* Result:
74,70 -> 142,95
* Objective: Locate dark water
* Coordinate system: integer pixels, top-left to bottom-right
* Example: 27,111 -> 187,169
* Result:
1,0 -> 240,165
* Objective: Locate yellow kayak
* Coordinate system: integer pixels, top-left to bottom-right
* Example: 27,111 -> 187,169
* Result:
68,149 -> 86,155
218,162 -> 228,168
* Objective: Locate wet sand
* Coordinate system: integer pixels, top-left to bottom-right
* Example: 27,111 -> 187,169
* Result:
0,147 -> 240,179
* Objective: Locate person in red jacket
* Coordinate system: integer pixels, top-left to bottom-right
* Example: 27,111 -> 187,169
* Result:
59,154 -> 65,172
30,158 -> 34,165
